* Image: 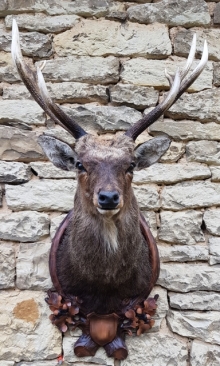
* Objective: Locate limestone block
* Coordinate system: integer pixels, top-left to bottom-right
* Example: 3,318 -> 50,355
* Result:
0,211 -> 50,242
158,263 -> 220,292
109,84 -> 159,109
0,100 -> 45,126
161,181 -> 220,210
169,291 -> 220,311
63,331 -> 114,365
214,2 -> 220,24
149,120 -> 220,141
159,244 -> 209,263
121,58 -> 212,92
174,28 -> 220,61
64,104 -> 142,133
30,162 -> 76,179
186,140 -> 220,165
128,0 -> 210,27
213,61 -> 220,86
190,340 -> 220,366
121,333 -> 188,366
0,188 -> 2,207
0,126 -> 44,162
209,237 -> 220,265
211,166 -> 220,181
204,209 -> 220,235
16,362 -> 60,366
132,184 -> 160,210
166,89 -> 220,123
50,214 -> 67,239
0,243 -> 15,289
54,20 -> 171,58
159,210 -> 204,245
160,141 -> 185,163
36,56 -> 119,85
5,13 -> 80,33
0,362 -> 14,366
0,52 -> 20,83
16,241 -> 52,290
0,161 -> 32,183
148,286 -> 169,332
0,24 -> 52,58
0,290 -> 61,361
141,211 -> 157,238
133,163 -> 210,185
5,179 -> 77,212
167,310 -> 220,345
3,81 -> 109,104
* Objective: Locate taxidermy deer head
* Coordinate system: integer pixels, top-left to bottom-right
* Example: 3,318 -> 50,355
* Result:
11,19 -> 208,360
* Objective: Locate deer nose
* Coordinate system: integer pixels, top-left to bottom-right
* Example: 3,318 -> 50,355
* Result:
98,191 -> 120,209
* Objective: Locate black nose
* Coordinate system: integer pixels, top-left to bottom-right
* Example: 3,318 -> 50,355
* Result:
98,191 -> 120,209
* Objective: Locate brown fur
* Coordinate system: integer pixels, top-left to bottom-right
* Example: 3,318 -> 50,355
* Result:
56,134 -> 153,314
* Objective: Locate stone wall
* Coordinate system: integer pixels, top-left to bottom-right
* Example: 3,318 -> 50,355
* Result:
0,0 -> 220,365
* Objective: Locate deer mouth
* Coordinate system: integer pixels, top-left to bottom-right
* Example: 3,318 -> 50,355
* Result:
97,208 -> 120,216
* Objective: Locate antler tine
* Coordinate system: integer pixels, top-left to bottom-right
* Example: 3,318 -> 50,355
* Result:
11,19 -> 87,140
125,35 -> 208,141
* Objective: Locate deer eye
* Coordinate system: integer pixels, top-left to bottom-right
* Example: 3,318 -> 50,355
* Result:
126,162 -> 136,174
76,161 -> 86,172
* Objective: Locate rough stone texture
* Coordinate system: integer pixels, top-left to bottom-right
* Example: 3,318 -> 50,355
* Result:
158,263 -> 220,292
209,237 -> 220,265
132,184 -> 160,210
159,210 -> 205,245
161,181 -> 220,210
0,161 -> 32,183
214,2 -> 220,24
0,126 -> 44,162
54,20 -> 171,58
166,89 -> 220,123
133,163 -> 210,184
121,333 -> 188,366
0,24 -> 53,58
149,120 -> 220,141
0,290 -> 61,361
0,51 -> 20,83
121,58 -> 212,92
167,310 -> 220,345
160,141 -> 185,163
213,61 -> 220,86
16,241 -> 52,290
50,214 -> 67,239
186,140 -> 220,165
3,82 -> 109,104
204,209 -> 220,235
128,0 -> 210,27
211,166 -> 220,181
37,56 -> 119,85
5,13 -> 80,33
169,291 -> 220,311
64,104 -> 142,133
0,243 -> 15,289
43,126 -> 75,146
159,244 -> 209,263
173,28 -> 220,61
0,211 -> 49,242
190,340 -> 220,366
5,179 -> 77,212
109,84 -> 158,109
0,100 -> 45,126
30,162 -> 76,179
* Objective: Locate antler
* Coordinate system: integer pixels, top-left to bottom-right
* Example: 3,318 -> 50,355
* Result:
125,34 -> 208,141
11,19 -> 87,140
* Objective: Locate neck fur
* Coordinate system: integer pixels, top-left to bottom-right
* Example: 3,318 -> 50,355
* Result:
102,216 -> 118,253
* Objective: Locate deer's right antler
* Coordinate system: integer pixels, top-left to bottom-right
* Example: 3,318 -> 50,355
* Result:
125,34 -> 208,141
11,19 -> 87,140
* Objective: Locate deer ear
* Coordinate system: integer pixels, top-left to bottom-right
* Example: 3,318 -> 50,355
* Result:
134,135 -> 171,170
38,135 -> 77,171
